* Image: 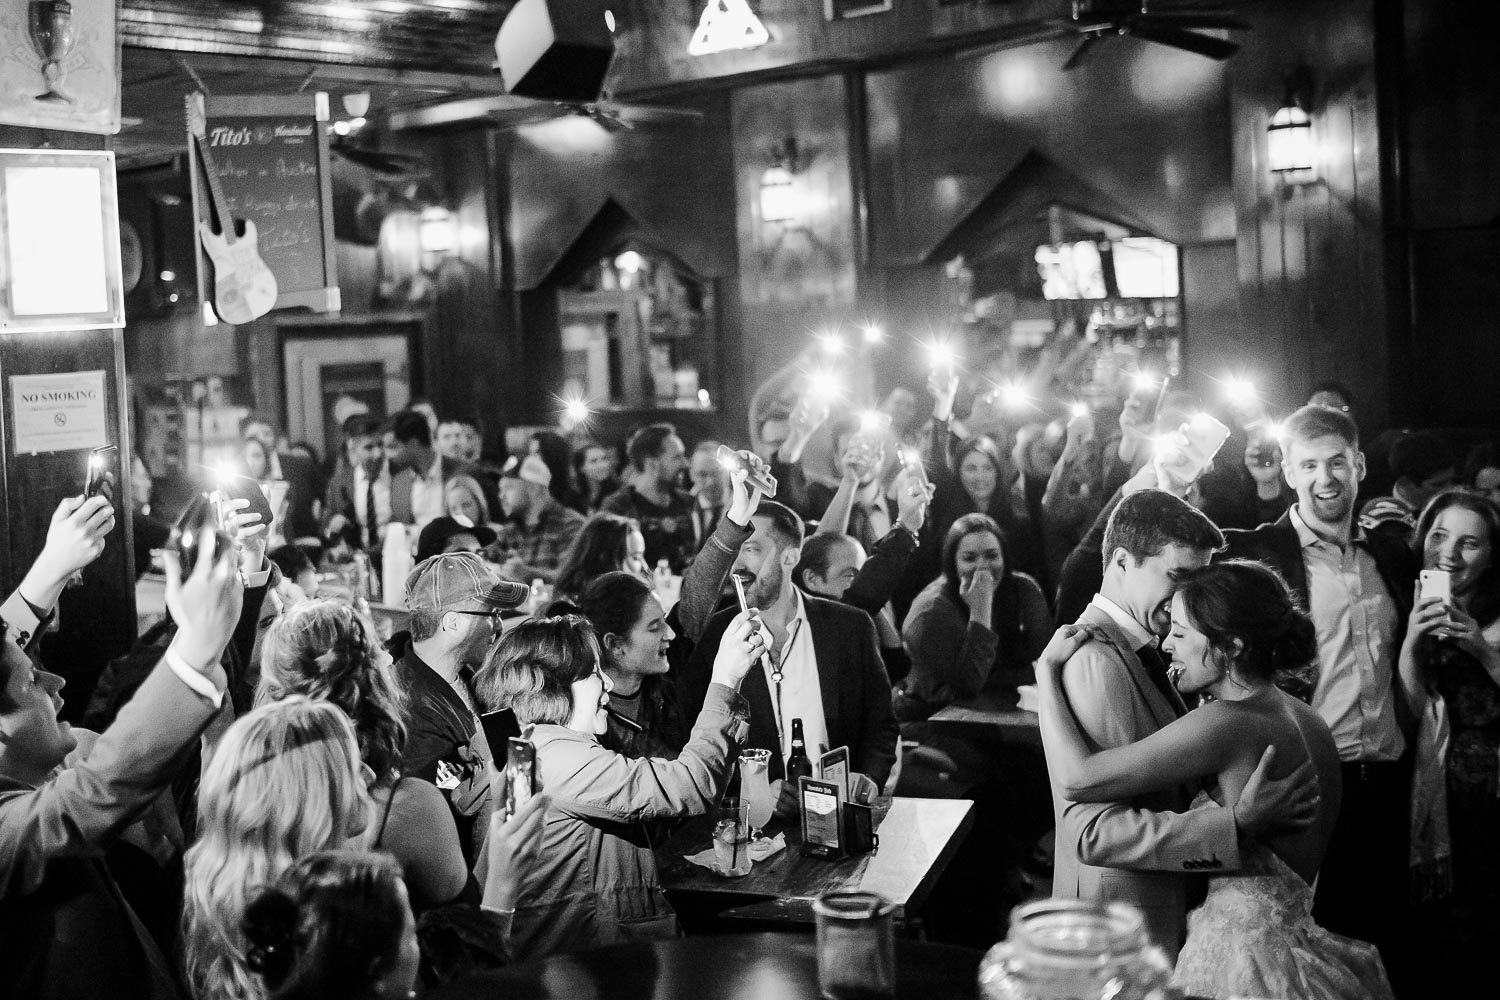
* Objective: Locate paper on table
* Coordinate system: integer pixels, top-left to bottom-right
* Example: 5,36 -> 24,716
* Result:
686,833 -> 786,875
1016,685 -> 1039,713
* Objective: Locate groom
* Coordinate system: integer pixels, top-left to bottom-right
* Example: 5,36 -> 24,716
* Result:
1043,489 -> 1316,957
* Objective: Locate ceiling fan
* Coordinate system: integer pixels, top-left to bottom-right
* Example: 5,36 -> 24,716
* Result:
328,93 -> 432,179
387,92 -> 702,133
485,95 -> 703,133
1042,1 -> 1251,70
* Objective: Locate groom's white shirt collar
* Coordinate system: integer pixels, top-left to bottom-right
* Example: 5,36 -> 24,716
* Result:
1089,593 -> 1155,651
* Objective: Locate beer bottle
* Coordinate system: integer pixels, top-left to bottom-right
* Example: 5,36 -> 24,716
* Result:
786,718 -> 814,782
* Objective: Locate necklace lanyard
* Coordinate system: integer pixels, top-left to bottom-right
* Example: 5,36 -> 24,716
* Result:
767,617 -> 804,750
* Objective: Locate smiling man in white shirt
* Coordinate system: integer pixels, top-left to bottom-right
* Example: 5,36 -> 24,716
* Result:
679,500 -> 898,815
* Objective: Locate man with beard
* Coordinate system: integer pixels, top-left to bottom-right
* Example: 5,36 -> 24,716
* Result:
1221,404 -> 1417,987
390,552 -> 529,862
601,423 -> 696,572
1044,488 -> 1316,958
678,501 -> 898,815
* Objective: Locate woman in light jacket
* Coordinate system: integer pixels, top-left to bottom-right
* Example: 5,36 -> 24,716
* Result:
472,608 -> 763,958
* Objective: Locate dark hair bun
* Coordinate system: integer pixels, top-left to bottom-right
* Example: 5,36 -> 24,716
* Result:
242,889 -> 299,988
542,597 -> 582,617
1269,608 -> 1317,677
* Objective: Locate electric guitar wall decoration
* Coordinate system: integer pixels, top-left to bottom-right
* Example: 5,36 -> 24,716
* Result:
187,97 -> 278,325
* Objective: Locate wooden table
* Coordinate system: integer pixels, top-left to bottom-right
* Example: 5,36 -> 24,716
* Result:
426,933 -> 985,1000
656,797 -> 974,926
927,693 -> 1042,747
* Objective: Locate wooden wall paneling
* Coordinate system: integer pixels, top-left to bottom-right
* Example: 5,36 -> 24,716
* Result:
731,74 -> 858,393
1406,229 -> 1500,428
1400,0 -> 1500,231
1228,0 -> 1387,424
863,38 -> 1233,269
1178,240 -> 1248,401
0,328 -> 136,719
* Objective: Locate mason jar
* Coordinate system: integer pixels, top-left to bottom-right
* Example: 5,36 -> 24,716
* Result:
978,899 -> 1179,1000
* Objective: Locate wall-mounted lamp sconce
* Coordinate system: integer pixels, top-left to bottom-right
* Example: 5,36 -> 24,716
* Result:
1267,68 -> 1314,179
333,91 -> 370,137
759,137 -> 799,225
418,205 -> 458,265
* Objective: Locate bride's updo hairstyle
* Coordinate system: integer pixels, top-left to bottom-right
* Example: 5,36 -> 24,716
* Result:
1175,560 -> 1318,695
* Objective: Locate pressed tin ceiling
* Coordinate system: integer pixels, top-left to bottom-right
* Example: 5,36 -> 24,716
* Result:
121,0 -> 519,74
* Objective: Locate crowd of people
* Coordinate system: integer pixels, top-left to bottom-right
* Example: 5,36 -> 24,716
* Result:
3,325 -> 1497,1000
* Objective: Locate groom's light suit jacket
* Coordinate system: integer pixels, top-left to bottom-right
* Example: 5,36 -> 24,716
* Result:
1044,601 -> 1241,958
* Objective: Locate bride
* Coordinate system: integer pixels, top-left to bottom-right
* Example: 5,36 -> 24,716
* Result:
1036,560 -> 1395,1000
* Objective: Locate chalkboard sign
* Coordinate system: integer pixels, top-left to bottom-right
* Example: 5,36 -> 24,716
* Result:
188,93 -> 339,315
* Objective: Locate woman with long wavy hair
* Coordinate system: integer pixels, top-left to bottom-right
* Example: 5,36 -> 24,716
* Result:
257,599 -> 470,912
551,513 -> 649,602
182,697 -> 372,1000
1401,488 -> 1500,993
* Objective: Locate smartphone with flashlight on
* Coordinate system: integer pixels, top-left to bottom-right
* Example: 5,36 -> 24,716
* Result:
84,444 -> 117,499
896,444 -> 930,490
716,445 -> 778,498
207,466 -> 276,532
166,493 -> 235,578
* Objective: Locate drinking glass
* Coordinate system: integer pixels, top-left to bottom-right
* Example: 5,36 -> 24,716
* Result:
712,799 -> 752,877
739,748 -> 774,836
814,891 -> 896,999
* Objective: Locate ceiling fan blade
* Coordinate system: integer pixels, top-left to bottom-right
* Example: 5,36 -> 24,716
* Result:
331,143 -> 431,179
1126,23 -> 1241,60
605,103 -> 704,126
1133,12 -> 1250,30
485,104 -> 572,131
943,19 -> 1078,62
590,110 -> 634,133
1062,33 -> 1103,71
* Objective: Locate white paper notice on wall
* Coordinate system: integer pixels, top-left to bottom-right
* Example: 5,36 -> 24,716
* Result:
9,370 -> 108,455
5,166 -> 110,316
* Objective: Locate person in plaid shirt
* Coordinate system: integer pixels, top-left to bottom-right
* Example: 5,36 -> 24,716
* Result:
493,453 -> 586,583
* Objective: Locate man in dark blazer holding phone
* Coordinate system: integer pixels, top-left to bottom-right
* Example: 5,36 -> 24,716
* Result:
0,495 -> 243,1000
679,501 -> 898,807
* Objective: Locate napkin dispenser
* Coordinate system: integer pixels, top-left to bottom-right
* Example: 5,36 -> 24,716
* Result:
842,802 -> 878,855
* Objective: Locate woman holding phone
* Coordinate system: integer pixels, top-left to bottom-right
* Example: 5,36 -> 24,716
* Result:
471,608 -> 765,958
1402,488 -> 1500,993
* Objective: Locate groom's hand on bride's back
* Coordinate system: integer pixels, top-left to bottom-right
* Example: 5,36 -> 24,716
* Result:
1232,746 -> 1319,840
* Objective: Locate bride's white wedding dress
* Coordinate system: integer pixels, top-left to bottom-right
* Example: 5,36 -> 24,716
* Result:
1171,795 -> 1396,1000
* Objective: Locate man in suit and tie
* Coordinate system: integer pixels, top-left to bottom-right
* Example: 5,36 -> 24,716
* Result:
323,414 -> 390,551
1045,489 -> 1315,958
687,441 -> 728,547
384,409 -> 466,529
1,494 -> 242,1000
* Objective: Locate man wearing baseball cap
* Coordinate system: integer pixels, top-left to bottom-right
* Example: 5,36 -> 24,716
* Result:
493,452 -> 585,583
390,551 -> 528,861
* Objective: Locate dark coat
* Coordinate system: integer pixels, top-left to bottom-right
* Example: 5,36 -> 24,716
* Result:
1219,508 -> 1418,704
679,594 -> 898,785
1219,509 -> 1417,624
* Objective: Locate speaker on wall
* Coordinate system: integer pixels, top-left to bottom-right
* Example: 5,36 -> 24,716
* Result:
493,0 -> 615,103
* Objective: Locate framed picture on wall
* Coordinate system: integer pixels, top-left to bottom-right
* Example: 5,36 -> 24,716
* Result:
0,148 -> 124,331
0,0 -> 120,134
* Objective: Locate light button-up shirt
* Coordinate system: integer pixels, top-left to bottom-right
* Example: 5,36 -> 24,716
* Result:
410,452 -> 446,528
764,588 -> 829,769
1291,506 -> 1404,762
